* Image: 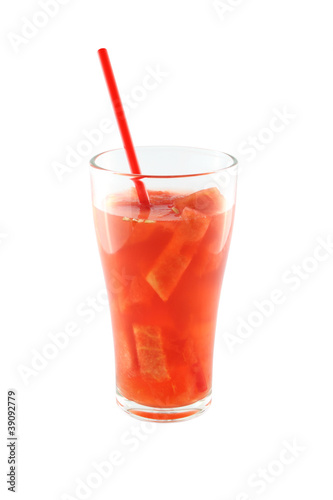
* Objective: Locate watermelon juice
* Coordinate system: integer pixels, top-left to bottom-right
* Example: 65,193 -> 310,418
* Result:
93,187 -> 235,419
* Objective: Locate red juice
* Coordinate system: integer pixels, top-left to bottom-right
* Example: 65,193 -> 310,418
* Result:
93,187 -> 234,411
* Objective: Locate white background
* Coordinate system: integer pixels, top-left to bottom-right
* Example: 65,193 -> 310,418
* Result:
1,0 -> 333,499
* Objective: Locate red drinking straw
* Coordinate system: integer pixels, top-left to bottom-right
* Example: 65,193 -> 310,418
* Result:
97,48 -> 150,207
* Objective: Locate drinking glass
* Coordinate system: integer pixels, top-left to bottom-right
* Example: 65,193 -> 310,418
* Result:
90,146 -> 238,422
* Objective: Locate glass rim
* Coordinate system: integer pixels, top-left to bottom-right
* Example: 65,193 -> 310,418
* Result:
90,145 -> 238,179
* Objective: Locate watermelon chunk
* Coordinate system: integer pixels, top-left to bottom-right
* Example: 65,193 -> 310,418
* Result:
114,327 -> 139,377
146,253 -> 191,303
173,187 -> 226,215
133,324 -> 170,382
116,335 -> 137,374
146,208 -> 210,301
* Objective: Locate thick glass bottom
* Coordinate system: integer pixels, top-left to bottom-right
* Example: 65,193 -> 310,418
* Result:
116,388 -> 212,422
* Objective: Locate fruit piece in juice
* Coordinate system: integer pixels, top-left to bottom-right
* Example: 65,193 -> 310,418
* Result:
145,208 -> 210,301
173,187 -> 226,216
188,207 -> 234,277
133,324 -> 170,382
116,332 -> 138,375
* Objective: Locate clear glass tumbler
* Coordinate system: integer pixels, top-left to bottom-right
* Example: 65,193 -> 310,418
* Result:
90,146 -> 238,422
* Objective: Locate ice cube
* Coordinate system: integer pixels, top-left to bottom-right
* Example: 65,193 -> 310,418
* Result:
133,324 -> 170,382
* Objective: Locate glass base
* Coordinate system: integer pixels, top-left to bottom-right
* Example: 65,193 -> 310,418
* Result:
116,388 -> 212,423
